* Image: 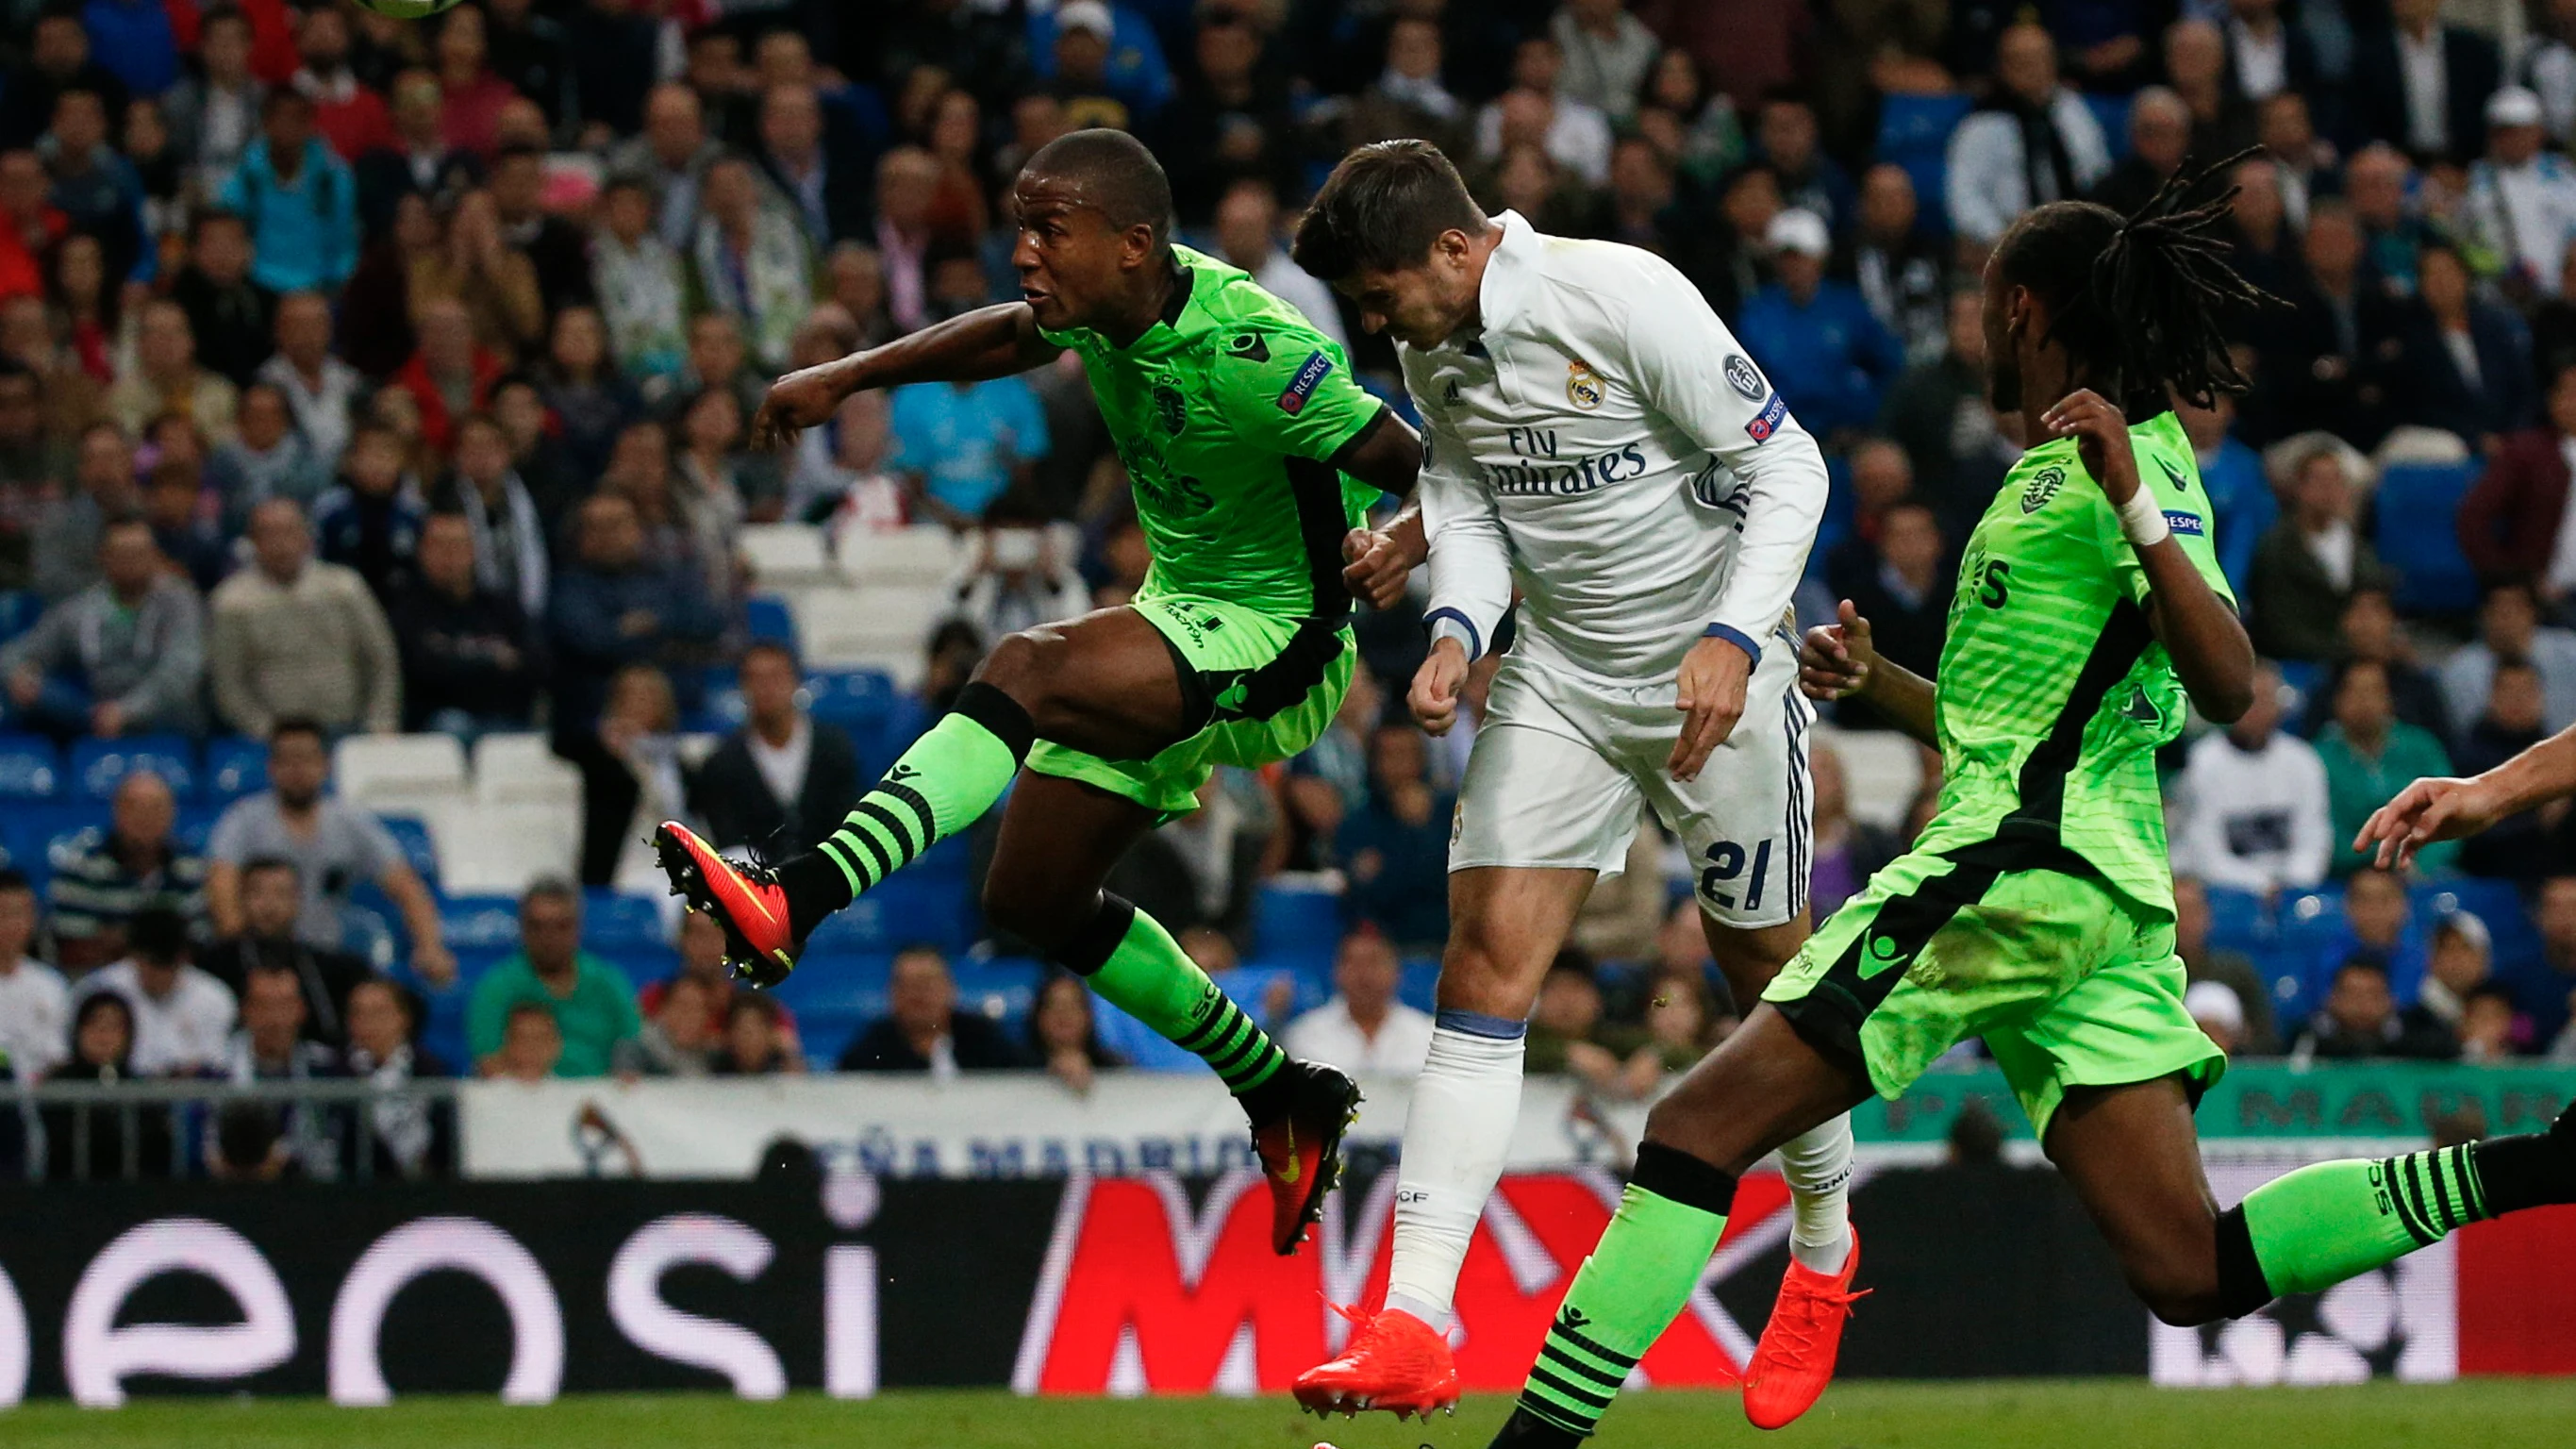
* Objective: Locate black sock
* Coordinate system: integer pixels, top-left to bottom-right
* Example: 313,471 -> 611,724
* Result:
1490,1404 -> 1587,1449
2471,1114 -> 2576,1217
776,852 -> 854,941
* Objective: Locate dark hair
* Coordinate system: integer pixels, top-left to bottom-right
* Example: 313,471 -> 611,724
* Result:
241,854 -> 300,885
1022,128 -> 1173,251
128,906 -> 191,965
2335,954 -> 2392,984
1991,153 -> 2276,419
269,717 -> 326,748
0,867 -> 29,896
1292,140 -> 1485,279
69,991 -> 134,1064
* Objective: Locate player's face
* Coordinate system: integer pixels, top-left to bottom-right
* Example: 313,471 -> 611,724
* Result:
1335,254 -> 1471,350
1011,175 -> 1148,332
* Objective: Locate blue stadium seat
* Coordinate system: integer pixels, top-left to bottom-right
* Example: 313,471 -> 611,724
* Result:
2269,888 -> 2350,1024
1872,92 -> 1972,235
1091,999 -> 1205,1072
806,669 -> 899,734
2376,462 -> 2482,616
0,591 -> 42,643
2085,92 -> 2132,161
376,815 -> 440,890
2276,658 -> 2327,733
202,735 -> 267,801
1253,880 -> 1344,967
72,735 -> 196,801
441,895 -> 525,955
2202,885 -> 2271,957
769,953 -> 894,1065
954,958 -> 1043,1027
0,734 -> 60,799
746,594 -> 797,651
2418,877 -> 2542,976
582,891 -> 669,953
809,869 -> 974,956
1398,958 -> 1441,1014
1215,964 -> 1322,1024
689,664 -> 748,734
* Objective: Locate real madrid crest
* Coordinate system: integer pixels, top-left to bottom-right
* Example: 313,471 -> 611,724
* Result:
1566,358 -> 1604,409
2020,464 -> 2067,514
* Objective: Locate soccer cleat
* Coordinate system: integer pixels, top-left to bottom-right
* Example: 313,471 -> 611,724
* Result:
1250,1058 -> 1362,1255
1293,1305 -> 1459,1419
1740,1227 -> 1867,1430
654,822 -> 799,987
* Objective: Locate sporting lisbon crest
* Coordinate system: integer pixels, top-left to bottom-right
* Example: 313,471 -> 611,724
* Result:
1566,358 -> 1604,409
2020,465 -> 2068,514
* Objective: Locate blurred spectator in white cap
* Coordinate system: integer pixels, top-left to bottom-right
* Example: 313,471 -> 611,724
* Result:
2467,85 -> 2576,299
2412,909 -> 2505,1044
2185,979 -> 2248,1056
1735,208 -> 1904,442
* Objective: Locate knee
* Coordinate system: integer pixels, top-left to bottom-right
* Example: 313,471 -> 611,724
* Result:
2129,1253 -> 2227,1327
972,629 -> 1064,710
1705,921 -> 1803,1007
1435,925 -> 1544,1020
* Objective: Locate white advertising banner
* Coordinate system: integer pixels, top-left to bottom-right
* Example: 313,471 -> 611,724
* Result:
459,1072 -> 1652,1180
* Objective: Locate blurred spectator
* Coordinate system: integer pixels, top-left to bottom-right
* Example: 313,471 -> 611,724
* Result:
2318,866 -> 2433,1008
199,856 -> 371,1049
889,364 -> 1050,530
2186,978 -> 2248,1056
711,994 -> 801,1076
2438,583 -> 2576,736
1161,11 -> 1294,224
674,385 -> 779,527
2347,145 -> 2433,295
638,908 -> 799,1053
467,879 -> 639,1078
2386,242 -> 2535,450
430,413 -> 546,618
312,421 -> 426,596
648,312 -> 767,425
0,517 -> 203,738
1475,34 -> 1615,187
549,491 -> 723,731
871,147 -> 942,335
7,13 -> 125,150
839,945 -> 1023,1074
42,994 -> 172,1176
31,424 -> 139,603
1635,47 -> 1742,190
0,870 -> 66,1080
1832,499 -> 1952,683
488,999 -> 562,1082
2175,391 -> 2273,594
0,360 -> 58,584
690,641 -> 861,854
799,391 -> 906,531
208,498 -> 401,737
2223,0 -> 2316,107
221,90 -> 357,295
355,69 -> 478,242
590,175 -> 690,383
1035,0 -> 1173,127
169,211 -> 272,389
1282,927 -> 1434,1075
2352,0 -> 2502,167
1945,22 -> 2112,251
109,299 -> 237,443
1281,666 -> 1376,869
1213,178 -> 1345,349
341,975 -> 453,1178
2266,202 -> 2398,443
2248,441 -> 2389,662
2414,909 -> 2512,1051
431,7 -> 514,159
689,154 -> 813,374
291,8 -> 392,163
2219,156 -> 2299,302
2455,661 -> 2560,879
1879,290 -> 2016,536
223,964 -> 343,1175
1806,740 -> 1901,925
1755,94 -> 1853,238
1523,949 -> 1606,1074
482,146 -> 587,313
2173,874 -> 2279,1054
391,291 -> 505,460
1737,208 -> 1903,441
558,662 -> 690,890
2467,87 -> 2576,301
386,510 -> 538,738
2316,660 -> 2458,878
2293,958 -> 2455,1060
2089,87 -> 2191,219
1028,971 -> 1123,1094
755,82 -> 866,250
1553,0 -> 1660,123
142,458 -> 227,593
949,508 -> 1089,642
1336,15 -> 1469,159
2177,663 -> 2332,894
2308,587 -> 2449,742
73,906 -> 235,1076
2459,369 -> 2576,608
2460,984 -> 2523,1061
416,190 -> 544,362
44,88 -> 147,283
1337,723 -> 1454,954
1842,163 -> 1946,363
617,972 -> 718,1077
538,306 -> 639,484
2165,19 -> 2254,159
206,721 -> 451,982
610,82 -> 719,252
48,771 -> 206,972
211,381 -> 330,521
256,291 -> 362,472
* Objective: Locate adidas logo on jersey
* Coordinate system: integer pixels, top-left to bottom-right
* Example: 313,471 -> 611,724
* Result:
1442,378 -> 1462,405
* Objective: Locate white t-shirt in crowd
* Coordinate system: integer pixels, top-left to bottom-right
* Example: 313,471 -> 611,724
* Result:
1282,998 -> 1438,1076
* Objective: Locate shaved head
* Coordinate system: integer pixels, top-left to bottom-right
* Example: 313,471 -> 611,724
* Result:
1021,127 -> 1172,253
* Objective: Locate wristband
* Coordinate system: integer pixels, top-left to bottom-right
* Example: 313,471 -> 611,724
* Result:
2116,486 -> 2170,547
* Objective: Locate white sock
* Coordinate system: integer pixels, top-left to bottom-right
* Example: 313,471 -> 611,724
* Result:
1774,1112 -> 1854,1275
1385,1015 -> 1527,1330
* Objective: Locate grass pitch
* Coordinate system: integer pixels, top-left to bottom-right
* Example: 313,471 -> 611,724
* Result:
7,1382 -> 2574,1449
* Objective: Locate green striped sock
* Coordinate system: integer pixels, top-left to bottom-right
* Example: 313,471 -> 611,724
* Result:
814,710 -> 1020,898
1086,908 -> 1285,1093
1519,1171 -> 1728,1437
2241,1144 -> 2490,1296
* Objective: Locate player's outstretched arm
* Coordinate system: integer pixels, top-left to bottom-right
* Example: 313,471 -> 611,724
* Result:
1800,599 -> 1938,747
2045,389 -> 2254,724
2354,725 -> 2576,869
749,302 -> 1063,450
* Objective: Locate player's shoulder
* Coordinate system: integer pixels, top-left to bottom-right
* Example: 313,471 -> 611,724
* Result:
1508,226 -> 1698,311
1178,245 -> 1337,346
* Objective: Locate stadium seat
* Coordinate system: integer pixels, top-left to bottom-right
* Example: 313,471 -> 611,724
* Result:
335,733 -> 469,808
2418,877 -> 2542,976
429,800 -> 580,896
0,591 -> 41,643
1215,964 -> 1322,1024
2085,92 -> 2132,160
440,894 -> 526,954
71,735 -> 195,801
795,583 -> 949,670
1252,877 -> 1345,967
0,734 -> 60,799
2269,889 -> 2349,1024
2275,658 -> 2327,732
1816,724 -> 1922,832
582,890 -> 671,953
1872,92 -> 1972,236
471,732 -> 582,807
203,735 -> 267,801
806,669 -> 898,733
376,814 -> 441,891
953,958 -> 1044,1026
1090,999 -> 1205,1072
746,594 -> 798,652
2375,461 -> 2482,617
739,523 -> 836,587
840,525 -> 965,586
2202,886 -> 2271,958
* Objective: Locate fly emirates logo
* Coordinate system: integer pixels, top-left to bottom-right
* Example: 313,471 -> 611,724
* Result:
1481,425 -> 1649,497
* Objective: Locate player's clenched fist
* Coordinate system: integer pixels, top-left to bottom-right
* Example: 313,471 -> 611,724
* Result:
1409,637 -> 1471,736
1800,599 -> 1877,702
1341,527 -> 1412,611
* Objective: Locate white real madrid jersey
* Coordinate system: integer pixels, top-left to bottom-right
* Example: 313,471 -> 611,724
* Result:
1403,211 -> 1832,691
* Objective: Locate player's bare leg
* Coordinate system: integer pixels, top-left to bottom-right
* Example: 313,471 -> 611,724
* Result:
1709,911 -> 1865,1429
1296,866 -> 1593,1418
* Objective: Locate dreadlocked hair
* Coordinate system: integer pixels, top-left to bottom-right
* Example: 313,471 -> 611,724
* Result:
1993,148 -> 2280,420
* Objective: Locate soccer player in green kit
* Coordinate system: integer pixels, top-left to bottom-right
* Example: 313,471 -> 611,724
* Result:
656,130 -> 1431,1253
1475,165 -> 2576,1447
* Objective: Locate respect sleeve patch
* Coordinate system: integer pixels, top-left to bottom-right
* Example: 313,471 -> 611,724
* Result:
1278,350 -> 1335,416
1744,391 -> 1788,441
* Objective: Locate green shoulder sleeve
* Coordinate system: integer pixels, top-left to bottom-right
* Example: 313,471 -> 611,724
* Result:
2099,419 -> 2238,609
1215,324 -> 1384,463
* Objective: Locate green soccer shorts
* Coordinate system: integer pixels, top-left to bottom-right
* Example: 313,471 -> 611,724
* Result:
1024,591 -> 1354,819
1762,843 -> 2226,1141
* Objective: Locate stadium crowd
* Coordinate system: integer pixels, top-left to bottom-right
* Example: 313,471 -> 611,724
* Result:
10,0 -> 2576,1180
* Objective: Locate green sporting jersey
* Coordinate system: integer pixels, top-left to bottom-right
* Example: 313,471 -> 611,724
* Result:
1918,410 -> 2235,918
1039,245 -> 1387,619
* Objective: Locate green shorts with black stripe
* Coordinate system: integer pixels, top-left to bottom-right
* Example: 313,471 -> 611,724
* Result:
1762,842 -> 2226,1141
1024,591 -> 1353,819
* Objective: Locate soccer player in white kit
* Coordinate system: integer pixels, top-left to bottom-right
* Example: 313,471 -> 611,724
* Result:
1286,142 -> 1861,1429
